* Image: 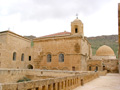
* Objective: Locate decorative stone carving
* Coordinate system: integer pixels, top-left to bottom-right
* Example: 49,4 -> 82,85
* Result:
74,43 -> 80,53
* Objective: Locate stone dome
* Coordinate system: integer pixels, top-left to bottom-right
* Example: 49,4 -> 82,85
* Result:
96,45 -> 115,56
73,18 -> 82,23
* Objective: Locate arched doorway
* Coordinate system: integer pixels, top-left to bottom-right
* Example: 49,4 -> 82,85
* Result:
27,64 -> 33,69
72,66 -> 75,71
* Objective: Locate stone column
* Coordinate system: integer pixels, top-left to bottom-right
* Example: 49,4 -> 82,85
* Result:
59,82 -> 61,90
46,85 -> 48,90
50,84 -> 53,90
54,83 -> 58,90
57,82 -> 61,90
65,80 -> 68,90
41,85 -> 48,90
63,81 -> 65,90
38,86 -> 42,90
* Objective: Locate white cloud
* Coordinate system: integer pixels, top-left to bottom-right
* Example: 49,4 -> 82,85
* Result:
0,0 -> 118,37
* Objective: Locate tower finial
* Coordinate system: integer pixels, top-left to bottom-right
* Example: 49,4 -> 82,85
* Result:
76,13 -> 78,19
8,27 -> 10,30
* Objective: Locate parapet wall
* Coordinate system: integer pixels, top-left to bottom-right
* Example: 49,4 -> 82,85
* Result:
0,69 -> 26,83
0,69 -> 76,83
0,69 -> 101,90
97,70 -> 107,76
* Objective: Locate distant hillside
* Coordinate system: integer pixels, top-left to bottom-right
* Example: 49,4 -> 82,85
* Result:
87,35 -> 118,58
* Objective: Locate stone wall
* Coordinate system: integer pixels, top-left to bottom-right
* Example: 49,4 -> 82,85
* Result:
81,38 -> 90,57
92,55 -> 116,60
87,59 -> 119,73
0,69 -> 99,90
0,32 -> 7,67
0,32 -> 7,43
87,59 -> 102,71
103,59 -> 119,73
33,36 -> 83,71
97,70 -> 107,76
0,31 -> 34,69
80,38 -> 92,71
0,69 -> 77,83
0,69 -> 26,83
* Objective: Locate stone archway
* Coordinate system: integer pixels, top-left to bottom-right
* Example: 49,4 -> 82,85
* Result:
72,66 -> 75,71
27,64 -> 33,69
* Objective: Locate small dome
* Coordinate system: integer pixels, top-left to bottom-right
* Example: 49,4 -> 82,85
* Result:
96,45 -> 115,56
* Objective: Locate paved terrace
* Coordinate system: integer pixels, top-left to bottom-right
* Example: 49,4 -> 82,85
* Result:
74,73 -> 120,90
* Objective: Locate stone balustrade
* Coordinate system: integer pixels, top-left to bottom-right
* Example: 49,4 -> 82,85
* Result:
0,69 -> 100,90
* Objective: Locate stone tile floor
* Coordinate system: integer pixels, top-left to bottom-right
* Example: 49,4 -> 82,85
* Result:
74,73 -> 120,90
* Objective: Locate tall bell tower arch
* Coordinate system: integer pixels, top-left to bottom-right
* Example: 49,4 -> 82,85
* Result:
71,16 -> 84,37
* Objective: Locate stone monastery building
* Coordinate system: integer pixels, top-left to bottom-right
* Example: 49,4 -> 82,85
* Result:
0,4 -> 119,90
0,18 -> 118,73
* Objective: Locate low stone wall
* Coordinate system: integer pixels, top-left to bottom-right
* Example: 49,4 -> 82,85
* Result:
0,69 -> 99,90
103,59 -> 118,73
0,69 -> 77,83
0,69 -> 26,83
98,70 -> 107,76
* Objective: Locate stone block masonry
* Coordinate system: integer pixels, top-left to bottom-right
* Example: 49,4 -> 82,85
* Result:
0,69 -> 106,90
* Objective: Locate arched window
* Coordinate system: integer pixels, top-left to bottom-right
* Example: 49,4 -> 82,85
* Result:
13,52 -> 16,61
29,56 -> 31,61
72,66 -> 75,71
47,54 -> 51,62
21,53 -> 24,61
59,54 -> 64,62
96,66 -> 98,71
89,66 -> 91,71
75,28 -> 78,33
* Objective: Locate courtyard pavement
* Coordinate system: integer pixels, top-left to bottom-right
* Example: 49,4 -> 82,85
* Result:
74,73 -> 120,90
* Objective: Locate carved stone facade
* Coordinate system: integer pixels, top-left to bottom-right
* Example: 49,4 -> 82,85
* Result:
33,18 -> 91,71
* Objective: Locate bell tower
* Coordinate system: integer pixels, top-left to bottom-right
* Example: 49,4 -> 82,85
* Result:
71,16 -> 84,36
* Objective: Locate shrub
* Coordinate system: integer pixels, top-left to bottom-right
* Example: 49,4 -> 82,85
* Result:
17,77 -> 31,83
